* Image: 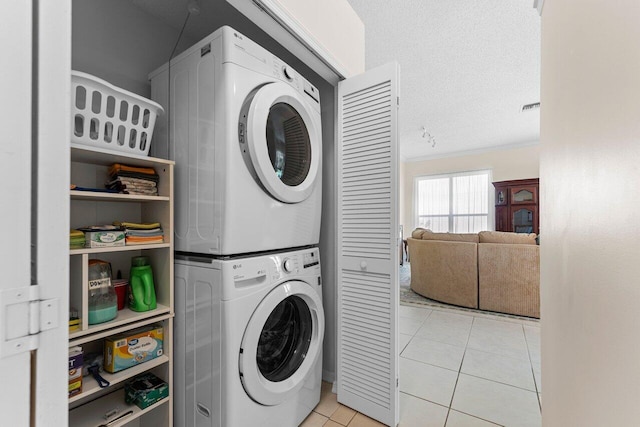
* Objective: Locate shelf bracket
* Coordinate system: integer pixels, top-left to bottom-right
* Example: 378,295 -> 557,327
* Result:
0,285 -> 59,359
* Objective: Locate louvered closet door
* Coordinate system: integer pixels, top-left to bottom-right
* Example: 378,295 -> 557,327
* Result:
337,62 -> 399,427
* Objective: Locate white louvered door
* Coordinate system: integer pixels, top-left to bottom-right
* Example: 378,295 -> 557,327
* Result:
337,62 -> 399,426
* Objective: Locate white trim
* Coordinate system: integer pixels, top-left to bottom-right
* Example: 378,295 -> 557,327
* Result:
253,0 -> 351,79
225,0 -> 342,85
534,0 -> 545,16
34,1 -> 71,425
402,140 -> 540,163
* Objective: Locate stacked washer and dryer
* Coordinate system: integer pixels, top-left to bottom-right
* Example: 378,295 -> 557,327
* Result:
149,26 -> 325,426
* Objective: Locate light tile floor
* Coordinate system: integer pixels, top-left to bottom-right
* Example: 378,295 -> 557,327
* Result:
301,303 -> 541,427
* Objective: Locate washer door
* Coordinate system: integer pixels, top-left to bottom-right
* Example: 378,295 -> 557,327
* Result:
245,82 -> 320,204
239,280 -> 324,406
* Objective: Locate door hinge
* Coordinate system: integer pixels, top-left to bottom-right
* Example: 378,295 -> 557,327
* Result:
0,285 -> 59,359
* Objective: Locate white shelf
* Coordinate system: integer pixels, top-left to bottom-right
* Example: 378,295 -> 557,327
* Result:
68,387 -> 169,427
70,243 -> 170,255
71,143 -> 174,167
69,313 -> 172,347
69,355 -> 169,404
71,190 -> 170,202
69,305 -> 172,340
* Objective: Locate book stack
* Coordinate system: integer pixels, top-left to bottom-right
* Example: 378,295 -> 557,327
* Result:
107,163 -> 159,196
114,221 -> 164,245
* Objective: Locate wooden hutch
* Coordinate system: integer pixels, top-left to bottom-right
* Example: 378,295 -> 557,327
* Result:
493,178 -> 539,234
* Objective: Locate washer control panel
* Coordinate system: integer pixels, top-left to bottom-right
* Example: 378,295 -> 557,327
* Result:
270,248 -> 320,280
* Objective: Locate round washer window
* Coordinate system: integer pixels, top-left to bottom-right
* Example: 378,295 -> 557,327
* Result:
257,295 -> 312,382
266,103 -> 311,187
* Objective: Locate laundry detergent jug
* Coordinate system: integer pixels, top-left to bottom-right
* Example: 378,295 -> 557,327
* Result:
88,259 -> 118,324
129,256 -> 157,312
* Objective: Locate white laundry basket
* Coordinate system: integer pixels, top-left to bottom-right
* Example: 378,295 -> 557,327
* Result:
71,71 -> 164,156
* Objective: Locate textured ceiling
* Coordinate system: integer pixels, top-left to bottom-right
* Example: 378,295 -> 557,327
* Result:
347,0 -> 540,160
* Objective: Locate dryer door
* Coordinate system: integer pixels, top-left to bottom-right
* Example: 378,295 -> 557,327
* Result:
243,81 -> 320,203
239,280 -> 324,406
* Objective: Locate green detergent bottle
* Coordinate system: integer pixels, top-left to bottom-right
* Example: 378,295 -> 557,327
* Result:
129,256 -> 157,312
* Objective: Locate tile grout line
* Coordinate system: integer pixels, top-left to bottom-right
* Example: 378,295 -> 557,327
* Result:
444,315 -> 476,426
522,323 -> 542,411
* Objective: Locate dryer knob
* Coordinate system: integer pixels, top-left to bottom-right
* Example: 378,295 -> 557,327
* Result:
283,259 -> 293,272
282,66 -> 293,81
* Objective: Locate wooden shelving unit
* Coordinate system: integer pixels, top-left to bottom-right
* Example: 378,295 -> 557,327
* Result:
68,145 -> 174,426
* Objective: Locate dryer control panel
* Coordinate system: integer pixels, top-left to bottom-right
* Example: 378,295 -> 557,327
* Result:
224,26 -> 320,111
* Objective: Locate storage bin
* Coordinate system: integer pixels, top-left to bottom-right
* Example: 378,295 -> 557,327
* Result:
71,71 -> 164,156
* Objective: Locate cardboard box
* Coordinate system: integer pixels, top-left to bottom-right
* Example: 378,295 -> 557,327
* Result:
124,373 -> 169,409
84,230 -> 125,248
104,325 -> 163,373
69,346 -> 83,397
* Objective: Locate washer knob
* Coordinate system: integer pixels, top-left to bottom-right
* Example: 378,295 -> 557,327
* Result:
283,259 -> 293,272
282,66 -> 293,81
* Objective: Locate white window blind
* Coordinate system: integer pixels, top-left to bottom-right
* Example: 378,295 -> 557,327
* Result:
415,170 -> 490,233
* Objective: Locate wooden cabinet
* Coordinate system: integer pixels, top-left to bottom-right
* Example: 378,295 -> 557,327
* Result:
493,178 -> 539,234
68,144 -> 174,427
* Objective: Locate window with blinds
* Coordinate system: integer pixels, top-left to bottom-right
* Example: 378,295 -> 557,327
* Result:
415,170 -> 491,233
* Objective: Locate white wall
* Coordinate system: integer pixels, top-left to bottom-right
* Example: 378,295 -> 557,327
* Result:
72,0 -> 195,97
540,1 -> 640,425
401,145 -> 540,231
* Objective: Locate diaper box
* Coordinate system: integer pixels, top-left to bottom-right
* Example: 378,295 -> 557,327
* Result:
103,325 -> 163,373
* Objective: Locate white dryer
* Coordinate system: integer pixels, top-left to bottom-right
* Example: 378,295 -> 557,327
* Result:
174,247 -> 324,426
150,26 -> 322,255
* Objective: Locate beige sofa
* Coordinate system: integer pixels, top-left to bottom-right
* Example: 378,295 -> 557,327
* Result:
408,228 -> 540,318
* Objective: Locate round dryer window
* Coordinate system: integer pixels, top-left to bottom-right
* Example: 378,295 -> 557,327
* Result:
239,280 -> 324,406
243,81 -> 321,204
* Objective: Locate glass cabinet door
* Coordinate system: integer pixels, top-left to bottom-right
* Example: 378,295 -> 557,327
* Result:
512,206 -> 536,233
510,186 -> 537,204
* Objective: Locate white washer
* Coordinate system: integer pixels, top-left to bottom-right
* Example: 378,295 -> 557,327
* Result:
150,26 -> 322,255
174,247 -> 324,426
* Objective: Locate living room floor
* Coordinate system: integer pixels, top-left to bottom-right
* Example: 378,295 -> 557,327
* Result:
302,264 -> 541,427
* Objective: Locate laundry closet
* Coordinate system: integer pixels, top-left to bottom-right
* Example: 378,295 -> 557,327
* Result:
0,1 -> 400,426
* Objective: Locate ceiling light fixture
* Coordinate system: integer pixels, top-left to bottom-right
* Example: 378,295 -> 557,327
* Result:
421,126 -> 436,148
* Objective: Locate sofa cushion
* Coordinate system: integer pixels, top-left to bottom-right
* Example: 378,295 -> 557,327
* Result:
478,231 -> 537,245
418,229 -> 479,243
411,228 -> 430,239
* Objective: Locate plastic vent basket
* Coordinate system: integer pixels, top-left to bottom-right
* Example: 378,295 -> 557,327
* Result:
71,71 -> 164,156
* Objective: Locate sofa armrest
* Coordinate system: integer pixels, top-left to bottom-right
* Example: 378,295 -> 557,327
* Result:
478,243 -> 540,318
408,238 -> 478,308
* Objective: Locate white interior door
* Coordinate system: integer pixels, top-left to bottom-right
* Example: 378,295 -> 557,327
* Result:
0,2 -> 70,425
336,62 -> 400,426
0,2 -> 34,424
